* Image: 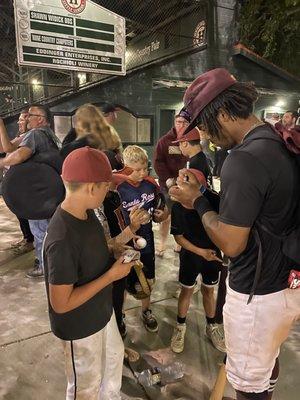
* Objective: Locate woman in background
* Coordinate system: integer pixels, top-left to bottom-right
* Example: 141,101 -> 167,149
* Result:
61,103 -> 123,169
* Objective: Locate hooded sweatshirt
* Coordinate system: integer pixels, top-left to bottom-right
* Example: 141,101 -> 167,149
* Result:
153,128 -> 187,189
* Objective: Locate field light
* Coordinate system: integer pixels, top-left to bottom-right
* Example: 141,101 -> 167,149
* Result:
275,100 -> 285,108
31,79 -> 40,85
77,73 -> 86,85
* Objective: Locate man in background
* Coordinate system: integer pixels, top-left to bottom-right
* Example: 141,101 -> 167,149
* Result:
153,111 -> 189,256
281,110 -> 299,131
0,110 -> 34,255
101,103 -> 119,125
0,104 -> 61,278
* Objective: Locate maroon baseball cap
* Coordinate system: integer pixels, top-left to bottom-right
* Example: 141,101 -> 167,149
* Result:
62,146 -> 113,183
188,168 -> 207,187
183,68 -> 236,133
172,127 -> 200,143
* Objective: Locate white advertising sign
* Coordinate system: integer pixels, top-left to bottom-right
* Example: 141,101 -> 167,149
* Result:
14,0 -> 126,75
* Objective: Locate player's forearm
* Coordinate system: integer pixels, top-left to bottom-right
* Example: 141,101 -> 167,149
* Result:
201,211 -> 222,242
201,211 -> 237,256
50,270 -> 114,314
192,195 -> 229,252
112,225 -> 135,246
174,235 -> 202,257
0,139 -> 15,154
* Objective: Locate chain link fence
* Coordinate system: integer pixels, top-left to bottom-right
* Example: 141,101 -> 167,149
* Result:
0,0 -> 207,117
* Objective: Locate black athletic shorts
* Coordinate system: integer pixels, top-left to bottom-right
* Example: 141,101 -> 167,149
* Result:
140,251 -> 155,280
179,249 -> 220,288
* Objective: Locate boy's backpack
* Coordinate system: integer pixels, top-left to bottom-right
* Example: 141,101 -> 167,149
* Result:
249,124 -> 300,302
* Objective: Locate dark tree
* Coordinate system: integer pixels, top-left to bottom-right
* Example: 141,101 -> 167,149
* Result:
239,0 -> 300,76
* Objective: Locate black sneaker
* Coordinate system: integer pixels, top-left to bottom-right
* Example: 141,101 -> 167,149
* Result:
141,309 -> 158,332
118,313 -> 127,338
26,266 -> 44,278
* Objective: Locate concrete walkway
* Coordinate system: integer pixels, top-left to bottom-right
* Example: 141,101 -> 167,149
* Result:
0,198 -> 299,399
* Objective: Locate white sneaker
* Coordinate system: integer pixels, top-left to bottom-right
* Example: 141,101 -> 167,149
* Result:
206,323 -> 226,353
171,323 -> 186,353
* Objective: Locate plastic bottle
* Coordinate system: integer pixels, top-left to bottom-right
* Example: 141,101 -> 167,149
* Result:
136,362 -> 184,387
160,362 -> 184,384
137,367 -> 161,387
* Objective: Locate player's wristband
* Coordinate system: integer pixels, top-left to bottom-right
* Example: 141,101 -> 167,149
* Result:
193,196 -> 213,219
199,185 -> 207,194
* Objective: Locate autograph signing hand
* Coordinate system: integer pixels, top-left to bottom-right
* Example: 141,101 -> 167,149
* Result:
169,169 -> 202,209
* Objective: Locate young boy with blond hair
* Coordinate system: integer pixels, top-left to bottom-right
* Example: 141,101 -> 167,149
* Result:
115,145 -> 168,332
43,147 -> 136,400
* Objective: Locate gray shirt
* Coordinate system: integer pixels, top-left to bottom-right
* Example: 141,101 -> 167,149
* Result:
19,126 -> 61,155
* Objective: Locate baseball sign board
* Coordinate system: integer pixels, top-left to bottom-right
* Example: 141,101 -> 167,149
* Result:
14,0 -> 126,75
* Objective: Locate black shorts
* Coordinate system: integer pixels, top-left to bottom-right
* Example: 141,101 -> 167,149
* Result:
140,251 -> 155,280
179,250 -> 220,288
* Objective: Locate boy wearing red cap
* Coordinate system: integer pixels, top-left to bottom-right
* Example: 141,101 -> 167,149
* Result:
172,127 -> 211,180
43,147 -> 135,400
170,132 -> 224,353
115,145 -> 168,332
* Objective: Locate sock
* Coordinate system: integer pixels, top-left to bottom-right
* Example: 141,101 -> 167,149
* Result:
236,390 -> 268,400
268,358 -> 279,399
177,316 -> 186,324
206,316 -> 215,324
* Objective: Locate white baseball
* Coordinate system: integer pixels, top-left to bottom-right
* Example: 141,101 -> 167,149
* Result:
135,237 -> 147,249
166,178 -> 176,189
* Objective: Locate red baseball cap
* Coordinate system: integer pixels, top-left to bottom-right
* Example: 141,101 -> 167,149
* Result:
183,68 -> 236,134
172,127 -> 200,143
112,166 -> 134,186
61,147 -> 113,183
188,168 -> 207,187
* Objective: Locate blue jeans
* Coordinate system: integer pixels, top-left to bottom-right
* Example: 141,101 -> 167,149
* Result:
28,219 -> 49,271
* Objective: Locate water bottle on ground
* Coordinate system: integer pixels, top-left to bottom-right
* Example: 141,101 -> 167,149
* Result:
136,362 -> 184,387
160,362 -> 184,384
137,367 -> 161,387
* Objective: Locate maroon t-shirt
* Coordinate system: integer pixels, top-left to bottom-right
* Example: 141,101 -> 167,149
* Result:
153,128 -> 187,189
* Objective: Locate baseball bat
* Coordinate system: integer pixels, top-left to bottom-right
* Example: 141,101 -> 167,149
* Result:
209,362 -> 227,400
